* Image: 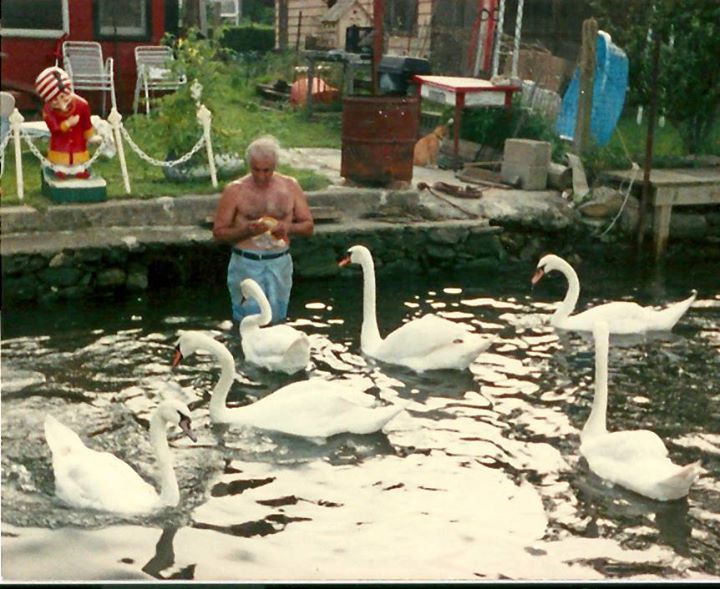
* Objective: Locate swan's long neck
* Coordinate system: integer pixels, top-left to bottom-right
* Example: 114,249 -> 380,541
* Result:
203,339 -> 237,421
149,411 -> 179,506
359,255 -> 382,352
553,259 -> 580,323
240,288 -> 273,332
583,329 -> 609,440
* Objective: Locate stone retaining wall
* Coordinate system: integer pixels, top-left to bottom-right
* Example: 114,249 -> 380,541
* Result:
3,190 -> 717,307
2,221 -> 510,305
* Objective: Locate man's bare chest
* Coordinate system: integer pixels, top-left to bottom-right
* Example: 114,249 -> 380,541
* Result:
239,191 -> 292,218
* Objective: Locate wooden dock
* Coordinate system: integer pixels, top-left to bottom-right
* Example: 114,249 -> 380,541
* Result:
602,167 -> 720,259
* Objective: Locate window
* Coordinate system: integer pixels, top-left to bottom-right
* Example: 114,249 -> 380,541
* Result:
94,0 -> 152,40
1,0 -> 68,38
384,0 -> 418,35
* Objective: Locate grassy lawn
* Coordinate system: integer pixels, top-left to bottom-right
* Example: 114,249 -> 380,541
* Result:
1,65 -> 342,208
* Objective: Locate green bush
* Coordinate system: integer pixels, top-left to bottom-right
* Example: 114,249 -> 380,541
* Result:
221,25 -> 274,54
459,97 -> 567,161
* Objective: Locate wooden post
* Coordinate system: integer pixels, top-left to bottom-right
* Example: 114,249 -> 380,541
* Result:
574,17 -> 597,154
305,58 -> 315,119
295,11 -> 303,54
637,29 -> 662,257
372,0 -> 385,95
278,0 -> 289,51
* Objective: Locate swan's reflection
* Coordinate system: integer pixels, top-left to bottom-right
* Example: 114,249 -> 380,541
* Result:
142,525 -> 196,580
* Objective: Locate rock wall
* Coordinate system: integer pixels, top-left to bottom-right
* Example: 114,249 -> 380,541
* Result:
3,189 -> 717,307
2,220 -> 587,306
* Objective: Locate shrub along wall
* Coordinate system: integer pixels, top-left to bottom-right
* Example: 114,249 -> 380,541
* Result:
220,25 -> 274,53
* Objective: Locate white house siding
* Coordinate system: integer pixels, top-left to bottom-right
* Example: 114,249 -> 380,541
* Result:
276,0 -> 433,57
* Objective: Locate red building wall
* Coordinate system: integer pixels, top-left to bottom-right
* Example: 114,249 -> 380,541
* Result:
1,0 -> 170,115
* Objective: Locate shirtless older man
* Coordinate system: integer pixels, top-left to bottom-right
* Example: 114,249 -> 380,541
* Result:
213,135 -> 314,324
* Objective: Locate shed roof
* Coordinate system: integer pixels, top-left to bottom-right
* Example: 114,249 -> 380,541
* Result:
321,0 -> 369,23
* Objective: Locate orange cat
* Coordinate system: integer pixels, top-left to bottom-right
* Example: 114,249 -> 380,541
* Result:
413,119 -> 452,167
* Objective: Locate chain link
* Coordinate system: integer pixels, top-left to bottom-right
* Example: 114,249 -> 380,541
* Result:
119,125 -> 206,168
20,132 -> 111,171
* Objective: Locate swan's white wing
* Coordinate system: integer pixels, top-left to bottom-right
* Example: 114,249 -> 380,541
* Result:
249,325 -> 308,356
581,429 -> 668,463
377,315 -> 473,359
230,381 -> 401,438
253,380 -> 376,407
581,430 -> 699,500
563,302 -> 653,333
243,325 -> 310,373
52,445 -> 159,513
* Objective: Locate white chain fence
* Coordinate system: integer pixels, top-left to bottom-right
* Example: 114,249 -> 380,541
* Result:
3,101 -> 218,200
119,124 -> 206,168
20,131 -> 111,172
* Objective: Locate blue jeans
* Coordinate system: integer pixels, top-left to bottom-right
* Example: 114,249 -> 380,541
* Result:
227,249 -> 293,323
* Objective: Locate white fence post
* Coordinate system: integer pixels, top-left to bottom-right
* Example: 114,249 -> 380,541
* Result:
108,107 -> 131,194
197,104 -> 218,189
9,108 -> 24,201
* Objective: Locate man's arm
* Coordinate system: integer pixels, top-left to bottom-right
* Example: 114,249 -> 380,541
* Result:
212,185 -> 266,244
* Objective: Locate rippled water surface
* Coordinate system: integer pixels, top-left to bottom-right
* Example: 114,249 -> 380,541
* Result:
2,261 -> 719,581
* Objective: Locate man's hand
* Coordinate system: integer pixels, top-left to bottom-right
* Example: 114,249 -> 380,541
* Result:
66,115 -> 80,128
247,219 -> 270,236
269,220 -> 289,240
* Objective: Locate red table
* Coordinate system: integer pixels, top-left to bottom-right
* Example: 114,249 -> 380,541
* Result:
412,75 -> 520,162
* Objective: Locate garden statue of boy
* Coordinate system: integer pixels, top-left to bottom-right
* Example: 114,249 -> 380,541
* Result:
35,66 -> 94,179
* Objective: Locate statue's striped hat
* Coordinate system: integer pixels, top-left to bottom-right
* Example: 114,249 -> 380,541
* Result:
35,67 -> 73,103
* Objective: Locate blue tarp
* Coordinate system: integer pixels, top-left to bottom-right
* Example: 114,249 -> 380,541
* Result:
556,31 -> 629,146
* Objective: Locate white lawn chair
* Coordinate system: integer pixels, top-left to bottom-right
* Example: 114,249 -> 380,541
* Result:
62,41 -> 117,116
133,45 -> 187,115
219,0 -> 240,25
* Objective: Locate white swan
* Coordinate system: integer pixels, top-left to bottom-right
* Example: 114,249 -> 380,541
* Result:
338,245 -> 492,371
173,331 -> 405,438
580,321 -> 701,501
239,278 -> 310,374
44,400 -> 197,514
532,254 -> 696,334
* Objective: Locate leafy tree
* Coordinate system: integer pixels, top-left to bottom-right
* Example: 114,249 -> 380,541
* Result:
590,0 -> 720,153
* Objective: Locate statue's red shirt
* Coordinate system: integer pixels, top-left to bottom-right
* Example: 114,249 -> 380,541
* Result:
42,94 -> 94,166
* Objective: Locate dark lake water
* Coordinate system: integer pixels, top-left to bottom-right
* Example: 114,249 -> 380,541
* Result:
2,259 -> 719,581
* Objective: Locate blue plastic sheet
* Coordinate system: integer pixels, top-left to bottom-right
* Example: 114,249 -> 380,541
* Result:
556,31 -> 629,146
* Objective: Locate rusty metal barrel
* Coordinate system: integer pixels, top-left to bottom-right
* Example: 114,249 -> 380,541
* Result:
340,95 -> 420,186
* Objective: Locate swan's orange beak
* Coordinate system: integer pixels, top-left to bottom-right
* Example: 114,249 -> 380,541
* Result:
172,346 -> 184,368
338,254 -> 351,267
531,267 -> 545,286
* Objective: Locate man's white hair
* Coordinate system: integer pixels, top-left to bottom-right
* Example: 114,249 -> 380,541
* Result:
246,134 -> 281,166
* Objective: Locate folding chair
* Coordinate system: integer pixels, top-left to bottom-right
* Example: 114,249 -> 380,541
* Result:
133,45 -> 187,115
62,41 -> 117,116
219,0 -> 240,25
